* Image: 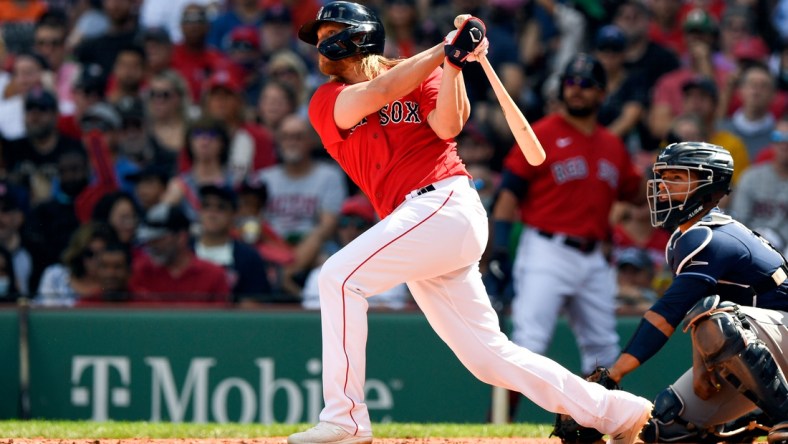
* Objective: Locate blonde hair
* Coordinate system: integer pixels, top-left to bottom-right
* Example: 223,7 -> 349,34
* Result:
359,54 -> 402,80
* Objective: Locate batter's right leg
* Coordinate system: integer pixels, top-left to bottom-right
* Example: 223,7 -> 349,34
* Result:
408,264 -> 652,439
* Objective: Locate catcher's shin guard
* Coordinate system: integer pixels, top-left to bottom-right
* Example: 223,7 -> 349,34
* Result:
641,387 -> 714,443
692,307 -> 788,423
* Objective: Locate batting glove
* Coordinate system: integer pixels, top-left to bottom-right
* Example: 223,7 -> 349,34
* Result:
444,16 -> 486,70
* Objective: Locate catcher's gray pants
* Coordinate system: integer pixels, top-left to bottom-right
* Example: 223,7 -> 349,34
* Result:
669,306 -> 788,427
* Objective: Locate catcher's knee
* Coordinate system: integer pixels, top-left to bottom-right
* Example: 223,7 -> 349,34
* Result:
691,311 -> 750,367
688,302 -> 788,420
641,387 -> 710,443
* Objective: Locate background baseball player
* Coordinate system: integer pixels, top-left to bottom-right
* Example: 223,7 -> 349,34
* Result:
288,3 -> 652,443
595,142 -> 788,443
487,53 -> 644,382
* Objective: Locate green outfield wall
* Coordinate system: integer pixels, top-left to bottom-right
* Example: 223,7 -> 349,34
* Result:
0,307 -> 691,423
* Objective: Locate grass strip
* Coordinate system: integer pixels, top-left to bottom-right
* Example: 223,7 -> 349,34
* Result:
0,421 -> 553,439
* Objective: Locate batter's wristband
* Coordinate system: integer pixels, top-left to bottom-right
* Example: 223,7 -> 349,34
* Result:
492,220 -> 513,252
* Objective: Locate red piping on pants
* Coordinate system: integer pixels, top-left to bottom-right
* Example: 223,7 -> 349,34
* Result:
340,191 -> 454,435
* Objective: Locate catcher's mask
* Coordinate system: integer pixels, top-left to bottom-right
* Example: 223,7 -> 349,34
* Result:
647,142 -> 733,230
298,1 -> 385,61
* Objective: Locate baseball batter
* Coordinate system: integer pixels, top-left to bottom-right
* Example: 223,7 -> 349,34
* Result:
288,4 -> 652,444
598,142 -> 788,443
489,53 -> 644,378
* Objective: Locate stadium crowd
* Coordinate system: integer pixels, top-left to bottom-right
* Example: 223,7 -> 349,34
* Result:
0,0 -> 785,310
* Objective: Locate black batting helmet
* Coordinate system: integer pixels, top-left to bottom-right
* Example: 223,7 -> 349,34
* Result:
558,53 -> 607,101
647,142 -> 734,230
298,1 -> 385,61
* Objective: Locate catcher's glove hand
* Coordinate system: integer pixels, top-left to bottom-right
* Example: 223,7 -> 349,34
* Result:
550,367 -> 620,444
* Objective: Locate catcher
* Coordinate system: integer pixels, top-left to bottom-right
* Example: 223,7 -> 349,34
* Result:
553,142 -> 788,444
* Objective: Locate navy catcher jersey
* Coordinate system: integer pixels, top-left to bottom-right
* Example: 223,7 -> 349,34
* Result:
655,209 -> 788,328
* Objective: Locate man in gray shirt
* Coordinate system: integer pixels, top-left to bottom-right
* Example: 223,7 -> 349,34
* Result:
730,115 -> 788,255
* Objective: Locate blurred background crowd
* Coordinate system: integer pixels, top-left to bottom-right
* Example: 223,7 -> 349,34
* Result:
0,0 -> 785,312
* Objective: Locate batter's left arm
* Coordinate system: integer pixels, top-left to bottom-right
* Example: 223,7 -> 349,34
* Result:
427,65 -> 470,139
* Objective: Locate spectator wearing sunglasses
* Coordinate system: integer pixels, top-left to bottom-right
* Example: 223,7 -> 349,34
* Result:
145,70 -> 192,176
160,117 -> 233,223
301,194 -> 410,310
730,115 -> 788,257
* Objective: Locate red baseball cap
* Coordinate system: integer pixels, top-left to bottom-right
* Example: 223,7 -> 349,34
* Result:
205,70 -> 243,95
340,195 -> 376,223
733,36 -> 770,62
229,26 -> 260,51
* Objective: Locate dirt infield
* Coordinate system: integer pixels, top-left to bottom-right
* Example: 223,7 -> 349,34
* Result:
0,439 -> 561,444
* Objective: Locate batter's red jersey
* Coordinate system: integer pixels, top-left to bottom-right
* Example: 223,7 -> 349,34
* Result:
503,114 -> 642,241
308,68 -> 469,218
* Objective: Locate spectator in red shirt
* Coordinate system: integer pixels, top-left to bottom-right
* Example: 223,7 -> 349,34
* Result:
130,202 -> 230,304
171,4 -> 233,102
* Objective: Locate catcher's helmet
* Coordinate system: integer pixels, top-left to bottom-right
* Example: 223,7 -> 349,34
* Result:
648,142 -> 734,230
558,53 -> 607,101
298,1 -> 385,61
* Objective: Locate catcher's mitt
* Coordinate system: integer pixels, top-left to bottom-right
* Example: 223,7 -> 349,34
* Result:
550,367 -> 621,444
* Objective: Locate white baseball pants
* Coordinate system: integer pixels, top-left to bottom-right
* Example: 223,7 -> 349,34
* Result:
316,175 -> 648,437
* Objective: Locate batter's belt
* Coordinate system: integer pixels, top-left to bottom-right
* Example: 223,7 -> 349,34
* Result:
536,230 -> 598,254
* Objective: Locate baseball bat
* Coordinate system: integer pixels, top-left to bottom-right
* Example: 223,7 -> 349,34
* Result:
454,15 -> 546,166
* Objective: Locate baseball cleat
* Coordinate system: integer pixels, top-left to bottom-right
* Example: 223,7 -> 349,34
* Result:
606,401 -> 653,444
287,422 -> 373,444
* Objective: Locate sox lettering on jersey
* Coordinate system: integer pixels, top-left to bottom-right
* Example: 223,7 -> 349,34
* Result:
379,101 -> 422,125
